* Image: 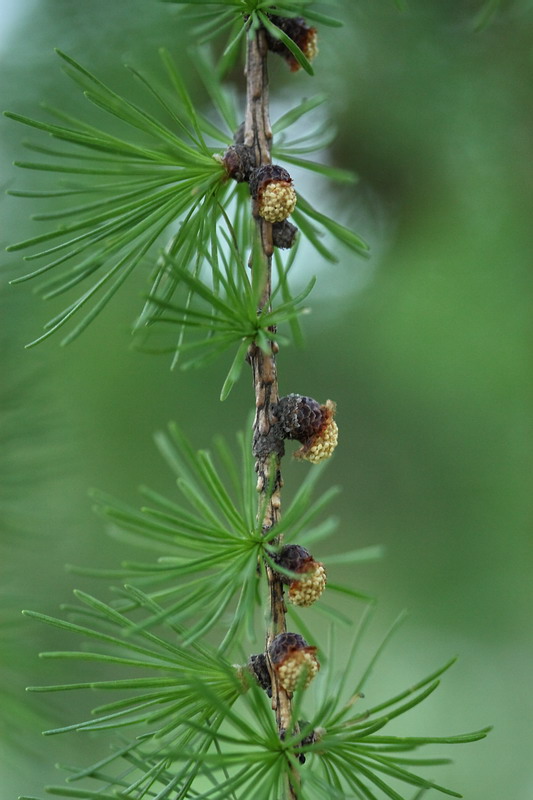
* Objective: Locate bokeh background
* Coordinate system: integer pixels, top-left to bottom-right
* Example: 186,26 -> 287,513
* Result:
1,1 -> 531,797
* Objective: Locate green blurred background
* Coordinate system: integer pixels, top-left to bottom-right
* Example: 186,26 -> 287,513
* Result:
1,0 -> 531,797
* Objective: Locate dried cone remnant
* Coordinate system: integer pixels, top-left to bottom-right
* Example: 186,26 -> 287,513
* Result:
269,632 -> 319,694
273,544 -> 326,607
274,394 -> 338,464
250,165 -> 297,223
266,15 -> 319,72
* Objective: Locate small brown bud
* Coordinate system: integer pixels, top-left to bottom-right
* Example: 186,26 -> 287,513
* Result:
274,394 -> 323,441
222,144 -> 256,183
272,544 -> 327,607
272,219 -> 298,249
268,632 -> 320,693
266,15 -> 319,72
248,652 -> 272,696
273,395 -> 339,463
273,544 -> 312,581
249,164 -> 297,223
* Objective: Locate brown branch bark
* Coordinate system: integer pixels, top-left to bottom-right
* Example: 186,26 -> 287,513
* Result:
244,26 -> 298,800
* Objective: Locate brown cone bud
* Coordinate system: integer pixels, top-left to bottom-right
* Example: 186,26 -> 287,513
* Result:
274,394 -> 323,441
249,164 -> 297,223
273,395 -> 339,464
266,15 -> 319,72
273,544 -> 312,581
268,632 -> 320,693
222,144 -> 255,183
272,544 -> 327,607
272,219 -> 298,249
248,652 -> 272,697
